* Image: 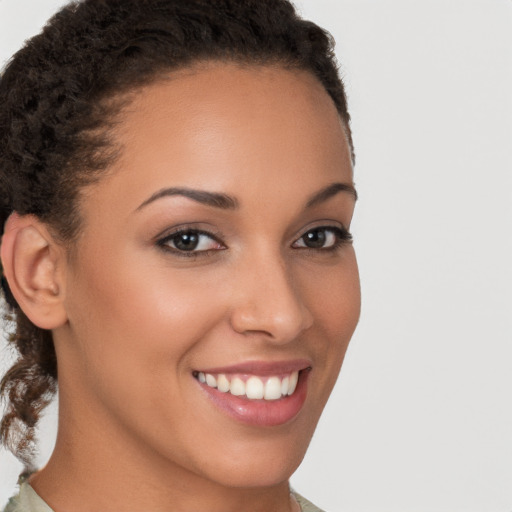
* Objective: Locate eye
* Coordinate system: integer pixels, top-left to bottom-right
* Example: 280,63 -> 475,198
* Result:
158,229 -> 224,253
293,226 -> 352,250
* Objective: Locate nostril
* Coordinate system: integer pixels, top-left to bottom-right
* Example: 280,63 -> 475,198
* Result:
229,303 -> 313,344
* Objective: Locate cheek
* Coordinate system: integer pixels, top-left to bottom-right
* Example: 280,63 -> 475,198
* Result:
61,250 -> 231,445
303,250 -> 360,340
63,247 -> 228,390
299,250 -> 360,389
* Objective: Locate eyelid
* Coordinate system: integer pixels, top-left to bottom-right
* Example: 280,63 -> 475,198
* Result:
154,221 -> 223,242
156,226 -> 226,255
292,224 -> 353,249
293,221 -> 351,239
154,222 -> 352,258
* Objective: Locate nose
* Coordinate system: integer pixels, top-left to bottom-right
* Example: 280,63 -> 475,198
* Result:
229,251 -> 314,343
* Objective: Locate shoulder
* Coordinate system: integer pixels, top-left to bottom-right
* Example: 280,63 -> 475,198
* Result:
291,490 -> 327,512
2,482 -> 53,512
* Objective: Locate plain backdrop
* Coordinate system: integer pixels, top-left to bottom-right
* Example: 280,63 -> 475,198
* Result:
1,1 -> 511,511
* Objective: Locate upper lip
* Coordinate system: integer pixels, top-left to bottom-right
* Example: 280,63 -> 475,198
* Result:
196,359 -> 312,376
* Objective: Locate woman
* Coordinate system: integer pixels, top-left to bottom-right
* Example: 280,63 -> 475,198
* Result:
0,1 -> 360,511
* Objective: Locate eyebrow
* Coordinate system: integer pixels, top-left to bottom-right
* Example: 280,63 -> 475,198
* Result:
305,182 -> 358,207
136,187 -> 239,211
136,181 -> 357,212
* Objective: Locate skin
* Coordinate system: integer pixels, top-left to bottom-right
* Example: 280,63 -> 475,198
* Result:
25,63 -> 360,512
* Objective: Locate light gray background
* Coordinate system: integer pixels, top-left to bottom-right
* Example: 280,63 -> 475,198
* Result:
1,1 -> 511,511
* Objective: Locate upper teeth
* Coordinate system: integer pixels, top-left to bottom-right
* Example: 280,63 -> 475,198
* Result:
196,371 -> 299,400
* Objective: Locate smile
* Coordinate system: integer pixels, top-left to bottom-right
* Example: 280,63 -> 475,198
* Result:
192,362 -> 311,427
194,371 -> 299,400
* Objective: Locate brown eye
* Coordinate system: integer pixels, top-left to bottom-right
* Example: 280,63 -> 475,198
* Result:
301,229 -> 328,248
293,226 -> 352,250
172,231 -> 200,251
159,230 -> 223,253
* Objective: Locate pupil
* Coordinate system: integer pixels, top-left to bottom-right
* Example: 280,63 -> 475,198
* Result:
174,232 -> 199,251
304,229 -> 325,248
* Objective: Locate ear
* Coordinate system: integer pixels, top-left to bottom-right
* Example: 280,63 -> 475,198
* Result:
1,213 -> 68,329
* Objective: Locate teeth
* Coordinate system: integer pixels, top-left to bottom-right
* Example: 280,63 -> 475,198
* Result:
217,374 -> 230,392
246,376 -> 264,399
205,373 -> 217,388
264,377 -> 282,400
281,376 -> 289,396
230,377 -> 246,396
288,371 -> 298,395
196,371 -> 300,401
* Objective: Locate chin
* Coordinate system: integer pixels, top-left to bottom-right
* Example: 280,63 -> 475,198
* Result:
190,429 -> 313,489
205,453 -> 305,489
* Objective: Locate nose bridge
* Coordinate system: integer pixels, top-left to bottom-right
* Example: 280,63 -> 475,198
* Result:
230,245 -> 313,342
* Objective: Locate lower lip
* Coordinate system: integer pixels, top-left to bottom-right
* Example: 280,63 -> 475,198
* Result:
198,370 -> 310,427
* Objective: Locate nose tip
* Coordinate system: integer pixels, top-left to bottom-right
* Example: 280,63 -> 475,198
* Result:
229,263 -> 314,343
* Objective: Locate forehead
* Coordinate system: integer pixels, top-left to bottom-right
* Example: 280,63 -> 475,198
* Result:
89,63 -> 353,213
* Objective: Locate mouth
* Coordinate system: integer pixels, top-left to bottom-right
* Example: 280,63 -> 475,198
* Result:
192,361 -> 311,427
193,370 -> 300,400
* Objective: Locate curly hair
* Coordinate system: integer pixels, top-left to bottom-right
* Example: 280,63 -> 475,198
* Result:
0,0 -> 353,468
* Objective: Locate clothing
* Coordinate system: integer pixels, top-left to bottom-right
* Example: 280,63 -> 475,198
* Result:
292,490 -> 326,512
2,482 -> 52,512
3,480 -> 325,512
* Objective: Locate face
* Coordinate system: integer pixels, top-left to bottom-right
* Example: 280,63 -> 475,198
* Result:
55,63 -> 360,490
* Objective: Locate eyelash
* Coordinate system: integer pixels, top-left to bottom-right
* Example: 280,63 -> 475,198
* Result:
292,226 -> 352,251
156,228 -> 224,257
156,225 -> 352,258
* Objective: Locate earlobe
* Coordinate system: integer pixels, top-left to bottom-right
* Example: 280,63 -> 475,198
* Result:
1,213 -> 68,330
